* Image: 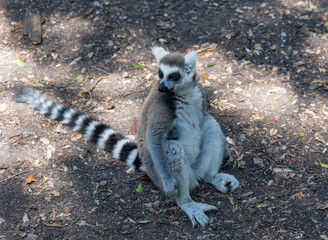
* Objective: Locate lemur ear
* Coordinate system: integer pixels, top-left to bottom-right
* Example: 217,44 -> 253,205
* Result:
151,46 -> 169,64
184,51 -> 197,69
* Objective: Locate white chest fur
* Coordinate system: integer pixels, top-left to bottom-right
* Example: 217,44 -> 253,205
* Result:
173,86 -> 204,164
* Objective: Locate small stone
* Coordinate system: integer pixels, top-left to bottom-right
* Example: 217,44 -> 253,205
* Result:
99,180 -> 108,186
47,144 -> 56,153
274,173 -> 286,184
320,235 -> 328,240
63,206 -> 73,214
261,139 -> 268,145
253,158 -> 264,167
23,213 -> 29,223
27,74 -> 36,80
267,180 -> 275,186
26,233 -> 38,240
107,40 -> 114,47
122,72 -> 129,78
93,1 -> 100,7
158,38 -> 167,44
239,134 -> 247,142
87,52 -> 94,58
81,67 -> 87,74
73,166 -> 78,171
40,137 -> 50,145
20,233 -> 27,238
0,217 -> 5,225
69,56 -> 82,66
56,126 -> 68,134
281,32 -> 287,37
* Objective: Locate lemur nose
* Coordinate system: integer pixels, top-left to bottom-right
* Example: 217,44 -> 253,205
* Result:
159,82 -> 169,92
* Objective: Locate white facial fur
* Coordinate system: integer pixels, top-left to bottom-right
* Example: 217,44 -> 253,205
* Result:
152,47 -> 198,93
158,64 -> 182,91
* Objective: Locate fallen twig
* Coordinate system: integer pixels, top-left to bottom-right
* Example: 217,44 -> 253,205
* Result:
168,0 -> 184,10
286,226 -> 312,239
43,222 -> 64,227
0,170 -> 29,184
80,76 -> 108,97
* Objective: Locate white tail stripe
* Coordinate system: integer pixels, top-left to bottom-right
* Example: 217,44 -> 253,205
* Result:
126,148 -> 138,168
72,114 -> 87,132
112,139 -> 131,159
84,120 -> 101,140
60,108 -> 77,124
49,104 -> 63,119
39,100 -> 53,114
97,128 -> 116,149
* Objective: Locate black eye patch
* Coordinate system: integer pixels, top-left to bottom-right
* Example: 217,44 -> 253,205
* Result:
158,69 -> 164,79
168,72 -> 181,81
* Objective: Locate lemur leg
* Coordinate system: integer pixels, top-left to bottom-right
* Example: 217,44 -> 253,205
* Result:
192,115 -> 239,193
165,141 -> 217,228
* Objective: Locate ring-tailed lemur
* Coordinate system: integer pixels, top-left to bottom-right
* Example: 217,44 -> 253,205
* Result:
14,47 -> 240,228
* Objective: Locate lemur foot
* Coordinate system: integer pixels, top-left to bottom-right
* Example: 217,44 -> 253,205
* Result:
178,201 -> 217,228
209,173 -> 239,193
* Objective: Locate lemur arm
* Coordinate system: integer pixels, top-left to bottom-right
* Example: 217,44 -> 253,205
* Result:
146,122 -> 177,196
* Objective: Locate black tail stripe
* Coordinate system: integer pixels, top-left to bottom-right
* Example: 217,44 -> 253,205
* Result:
134,155 -> 142,170
80,117 -> 93,134
104,133 -> 125,152
55,106 -> 69,122
44,102 -> 56,118
35,102 -> 44,113
90,124 -> 108,143
119,142 -> 138,162
68,111 -> 83,128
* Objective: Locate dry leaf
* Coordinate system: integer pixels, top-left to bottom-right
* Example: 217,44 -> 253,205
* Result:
52,208 -> 56,222
316,200 -> 328,209
252,113 -> 264,121
226,136 -> 235,145
315,136 -> 326,144
75,134 -> 83,140
312,80 -> 328,84
270,128 -> 278,136
204,75 -> 208,80
25,174 -> 36,184
11,22 -> 23,32
0,104 -> 6,112
131,121 -> 137,135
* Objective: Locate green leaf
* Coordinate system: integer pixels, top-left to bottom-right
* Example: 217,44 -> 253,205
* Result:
41,16 -> 45,24
206,63 -> 216,68
324,22 -> 328,27
16,59 -> 26,67
35,82 -> 41,87
299,132 -> 306,141
261,29 -> 267,34
20,0 -> 25,4
77,75 -> 84,83
136,184 -> 144,193
319,161 -> 328,168
132,63 -> 143,69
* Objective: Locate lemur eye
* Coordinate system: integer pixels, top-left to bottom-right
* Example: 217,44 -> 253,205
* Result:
168,72 -> 181,81
158,69 -> 164,79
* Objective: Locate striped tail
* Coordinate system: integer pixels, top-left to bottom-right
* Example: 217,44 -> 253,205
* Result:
14,87 -> 142,170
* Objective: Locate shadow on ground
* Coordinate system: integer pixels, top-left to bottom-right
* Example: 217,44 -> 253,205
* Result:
0,0 -> 327,239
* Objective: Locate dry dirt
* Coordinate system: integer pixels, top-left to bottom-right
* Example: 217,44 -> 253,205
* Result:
0,0 -> 328,239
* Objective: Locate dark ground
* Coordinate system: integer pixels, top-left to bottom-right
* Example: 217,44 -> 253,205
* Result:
0,0 -> 328,239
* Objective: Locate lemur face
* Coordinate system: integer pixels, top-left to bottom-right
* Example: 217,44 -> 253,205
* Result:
151,47 -> 197,93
